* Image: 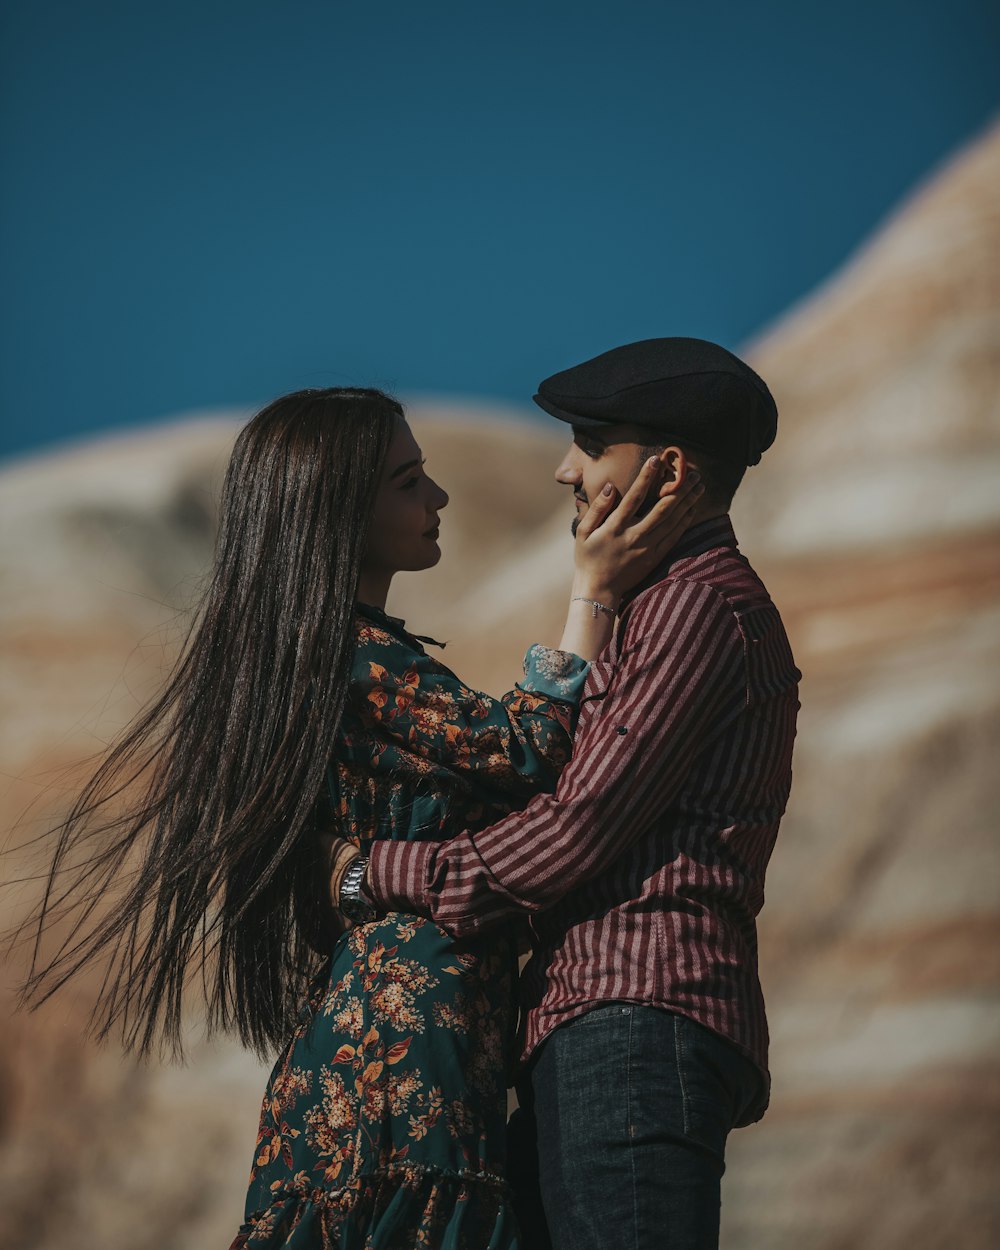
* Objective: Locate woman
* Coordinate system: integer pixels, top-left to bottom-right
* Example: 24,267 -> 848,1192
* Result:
21,387 -> 699,1248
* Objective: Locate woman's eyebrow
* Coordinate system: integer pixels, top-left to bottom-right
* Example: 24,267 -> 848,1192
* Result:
389,458 -> 422,480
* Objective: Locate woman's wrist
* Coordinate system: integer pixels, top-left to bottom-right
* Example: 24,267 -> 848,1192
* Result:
558,584 -> 618,660
570,595 -> 617,620
570,577 -> 621,611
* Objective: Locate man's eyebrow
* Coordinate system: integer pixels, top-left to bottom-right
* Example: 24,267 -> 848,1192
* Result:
572,427 -> 605,445
389,458 -> 423,480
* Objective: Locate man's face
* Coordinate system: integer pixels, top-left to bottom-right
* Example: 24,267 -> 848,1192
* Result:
555,423 -> 658,536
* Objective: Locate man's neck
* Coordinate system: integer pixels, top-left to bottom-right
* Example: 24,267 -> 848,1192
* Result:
688,503 -> 728,529
622,512 -> 735,609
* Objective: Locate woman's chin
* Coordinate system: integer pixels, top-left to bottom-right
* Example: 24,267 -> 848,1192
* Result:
400,543 -> 442,572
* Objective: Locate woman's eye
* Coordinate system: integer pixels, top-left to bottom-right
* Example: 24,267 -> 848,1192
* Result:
398,459 -> 427,490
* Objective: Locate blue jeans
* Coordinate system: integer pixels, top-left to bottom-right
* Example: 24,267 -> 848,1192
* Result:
508,1005 -> 765,1250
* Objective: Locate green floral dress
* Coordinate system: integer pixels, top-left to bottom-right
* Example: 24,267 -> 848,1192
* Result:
230,604 -> 587,1250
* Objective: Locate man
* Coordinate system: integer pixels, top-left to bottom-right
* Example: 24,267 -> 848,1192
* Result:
336,337 -> 800,1249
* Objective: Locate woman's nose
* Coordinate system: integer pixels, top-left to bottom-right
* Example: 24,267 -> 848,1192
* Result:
432,480 -> 449,509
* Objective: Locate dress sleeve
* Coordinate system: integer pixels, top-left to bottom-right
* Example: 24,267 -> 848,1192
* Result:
352,640 -> 589,801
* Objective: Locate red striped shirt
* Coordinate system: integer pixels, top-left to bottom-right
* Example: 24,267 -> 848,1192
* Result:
369,517 -> 800,1122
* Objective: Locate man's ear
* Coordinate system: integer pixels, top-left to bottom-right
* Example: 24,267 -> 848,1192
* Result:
657,446 -> 689,487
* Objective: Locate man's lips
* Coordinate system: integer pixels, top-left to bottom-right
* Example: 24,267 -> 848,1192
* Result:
423,524 -> 440,538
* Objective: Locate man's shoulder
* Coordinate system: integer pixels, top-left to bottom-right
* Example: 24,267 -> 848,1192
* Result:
614,554 -> 799,708
616,568 -> 744,666
618,541 -> 794,666
627,544 -> 768,628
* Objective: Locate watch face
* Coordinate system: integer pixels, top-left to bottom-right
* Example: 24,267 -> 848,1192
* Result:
343,894 -> 373,924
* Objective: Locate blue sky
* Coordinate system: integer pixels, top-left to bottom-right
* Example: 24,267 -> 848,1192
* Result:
1,0 -> 998,459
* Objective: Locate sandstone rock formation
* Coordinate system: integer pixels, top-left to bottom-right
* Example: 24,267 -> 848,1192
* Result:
1,120 -> 998,1248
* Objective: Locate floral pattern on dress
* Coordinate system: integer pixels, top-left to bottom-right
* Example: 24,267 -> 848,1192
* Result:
522,643 -> 595,698
230,605 -> 587,1249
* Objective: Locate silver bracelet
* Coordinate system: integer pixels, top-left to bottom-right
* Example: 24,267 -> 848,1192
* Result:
571,596 -> 617,619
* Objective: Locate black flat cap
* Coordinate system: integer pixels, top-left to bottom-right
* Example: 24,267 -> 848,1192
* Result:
533,337 -> 777,466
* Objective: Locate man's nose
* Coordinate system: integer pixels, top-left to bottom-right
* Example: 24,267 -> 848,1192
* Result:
554,446 -> 582,485
431,479 -> 449,510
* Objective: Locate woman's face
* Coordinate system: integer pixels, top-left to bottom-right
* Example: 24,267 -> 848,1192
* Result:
362,417 -> 449,577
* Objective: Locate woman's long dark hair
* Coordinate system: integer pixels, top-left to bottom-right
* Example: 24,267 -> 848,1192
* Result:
18,387 -> 401,1058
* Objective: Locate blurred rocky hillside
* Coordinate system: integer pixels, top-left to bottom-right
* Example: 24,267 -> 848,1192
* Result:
1,121 -> 998,1248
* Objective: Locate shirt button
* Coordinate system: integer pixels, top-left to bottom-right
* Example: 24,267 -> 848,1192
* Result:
616,726 -> 628,735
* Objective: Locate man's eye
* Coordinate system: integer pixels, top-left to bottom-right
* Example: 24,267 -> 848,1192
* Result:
581,444 -> 602,460
400,476 -> 420,490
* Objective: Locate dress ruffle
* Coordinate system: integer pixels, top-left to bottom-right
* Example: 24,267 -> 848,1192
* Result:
230,1162 -> 520,1249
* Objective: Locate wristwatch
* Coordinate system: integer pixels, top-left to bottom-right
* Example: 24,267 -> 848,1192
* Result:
339,855 -> 376,924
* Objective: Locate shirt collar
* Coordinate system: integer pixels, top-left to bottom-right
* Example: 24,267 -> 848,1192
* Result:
622,514 -> 738,607
357,600 -> 408,633
356,601 -> 446,649
667,513 -> 738,563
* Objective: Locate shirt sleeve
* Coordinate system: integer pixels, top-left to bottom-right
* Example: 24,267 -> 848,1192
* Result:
367,579 -> 748,934
354,641 -> 589,802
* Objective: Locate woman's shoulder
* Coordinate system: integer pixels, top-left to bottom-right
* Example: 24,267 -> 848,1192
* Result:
354,601 -> 412,640
354,603 -> 449,658
352,603 -> 431,676
354,614 -> 403,652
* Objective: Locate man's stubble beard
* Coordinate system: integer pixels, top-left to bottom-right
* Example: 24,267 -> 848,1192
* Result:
570,453 -> 648,540
571,493 -> 589,539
